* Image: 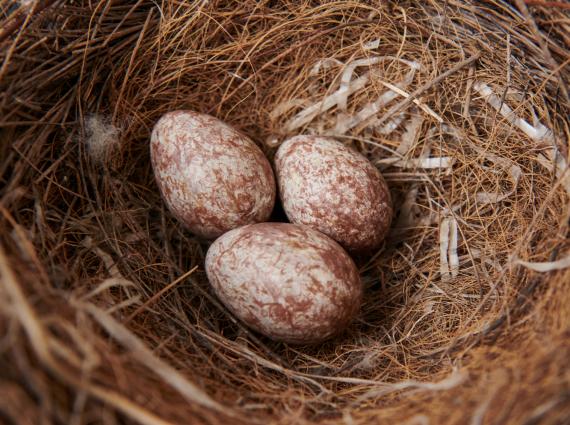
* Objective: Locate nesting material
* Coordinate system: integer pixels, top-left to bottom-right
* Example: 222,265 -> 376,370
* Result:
84,114 -> 121,165
517,255 -> 570,272
1,2 -> 569,425
439,216 -> 460,282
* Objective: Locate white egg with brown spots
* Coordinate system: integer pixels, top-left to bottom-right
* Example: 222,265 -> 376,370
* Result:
205,223 -> 362,344
275,135 -> 392,253
151,111 -> 276,239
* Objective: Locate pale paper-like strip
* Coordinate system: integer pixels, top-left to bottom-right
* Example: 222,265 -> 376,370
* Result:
377,120 -> 453,171
280,72 -> 371,133
331,59 -> 421,135
378,156 -> 455,170
439,219 -> 451,281
448,216 -> 459,277
375,112 -> 406,135
363,39 -> 380,50
517,255 -> 570,272
475,150 -> 522,205
393,113 -> 426,228
331,88 -> 401,135
275,56 -> 421,135
473,81 -> 552,141
440,216 -> 459,281
414,124 -> 523,227
397,113 -> 424,156
439,124 -> 522,204
337,56 -> 420,111
373,79 -> 443,123
309,58 -> 344,76
473,81 -> 570,197
536,150 -> 570,197
269,99 -> 311,121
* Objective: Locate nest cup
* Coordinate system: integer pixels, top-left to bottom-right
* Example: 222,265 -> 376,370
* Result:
1,1 -> 569,424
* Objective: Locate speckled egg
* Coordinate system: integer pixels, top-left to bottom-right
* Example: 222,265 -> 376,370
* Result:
205,223 -> 362,344
275,135 -> 392,253
151,111 -> 276,239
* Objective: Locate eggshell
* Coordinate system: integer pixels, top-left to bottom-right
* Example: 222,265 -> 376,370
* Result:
275,135 -> 392,253
151,111 -> 276,239
205,222 -> 362,344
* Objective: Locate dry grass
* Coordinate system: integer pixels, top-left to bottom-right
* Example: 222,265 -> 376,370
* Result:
1,1 -> 569,424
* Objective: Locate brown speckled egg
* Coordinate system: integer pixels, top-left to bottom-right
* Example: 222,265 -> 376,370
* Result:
275,135 -> 392,253
151,111 -> 276,239
205,223 -> 362,344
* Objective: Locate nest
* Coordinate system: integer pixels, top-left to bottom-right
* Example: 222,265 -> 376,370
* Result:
1,1 -> 569,424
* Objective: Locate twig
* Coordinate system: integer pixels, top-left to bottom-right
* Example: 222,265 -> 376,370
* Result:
373,52 -> 481,128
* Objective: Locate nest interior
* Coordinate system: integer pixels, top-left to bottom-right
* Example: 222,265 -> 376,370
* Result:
1,1 -> 569,424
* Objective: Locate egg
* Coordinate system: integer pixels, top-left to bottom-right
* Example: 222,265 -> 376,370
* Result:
151,111 -> 276,239
275,135 -> 392,253
205,222 -> 362,344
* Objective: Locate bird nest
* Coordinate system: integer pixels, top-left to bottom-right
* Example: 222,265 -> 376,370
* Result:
1,1 -> 569,424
